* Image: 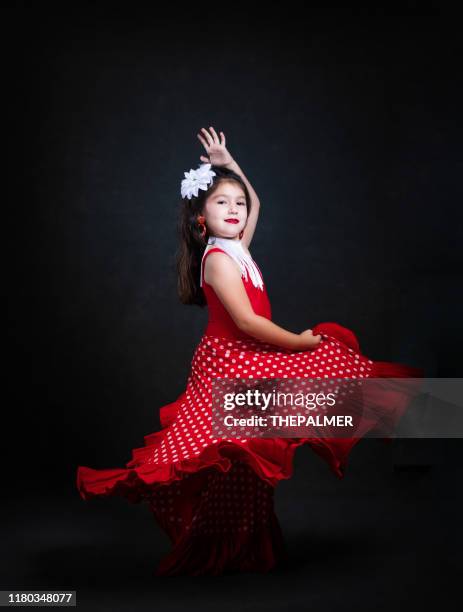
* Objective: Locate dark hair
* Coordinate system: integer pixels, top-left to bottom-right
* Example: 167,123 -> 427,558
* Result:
175,165 -> 251,306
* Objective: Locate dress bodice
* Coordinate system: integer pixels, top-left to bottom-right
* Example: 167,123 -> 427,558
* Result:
201,247 -> 272,340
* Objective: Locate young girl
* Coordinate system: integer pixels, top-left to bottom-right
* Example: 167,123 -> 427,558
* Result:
77,126 -> 423,576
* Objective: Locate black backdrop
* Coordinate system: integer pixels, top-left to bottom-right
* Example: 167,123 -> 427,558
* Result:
6,4 -> 463,607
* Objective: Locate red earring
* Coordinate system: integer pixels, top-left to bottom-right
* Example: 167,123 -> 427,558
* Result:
239,229 -> 244,239
197,215 -> 206,239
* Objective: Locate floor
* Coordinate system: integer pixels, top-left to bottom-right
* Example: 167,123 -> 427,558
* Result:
2,441 -> 460,612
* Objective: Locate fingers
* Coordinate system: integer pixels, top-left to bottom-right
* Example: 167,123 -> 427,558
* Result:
198,126 -> 225,150
197,132 -> 209,150
200,127 -> 214,147
208,126 -> 220,144
197,127 -> 226,163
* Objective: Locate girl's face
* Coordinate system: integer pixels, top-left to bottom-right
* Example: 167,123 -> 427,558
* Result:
202,181 -> 248,240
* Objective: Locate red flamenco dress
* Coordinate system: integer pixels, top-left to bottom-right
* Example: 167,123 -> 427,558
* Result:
77,238 -> 424,576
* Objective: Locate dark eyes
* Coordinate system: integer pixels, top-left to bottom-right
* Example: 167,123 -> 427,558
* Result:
218,200 -> 246,205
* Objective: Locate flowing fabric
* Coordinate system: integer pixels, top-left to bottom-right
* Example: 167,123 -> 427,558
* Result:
77,244 -> 424,575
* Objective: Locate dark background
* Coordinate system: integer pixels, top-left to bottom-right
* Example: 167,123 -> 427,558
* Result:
5,4 -> 462,610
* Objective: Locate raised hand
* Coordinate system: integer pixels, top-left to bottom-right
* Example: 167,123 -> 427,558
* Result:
197,126 -> 234,167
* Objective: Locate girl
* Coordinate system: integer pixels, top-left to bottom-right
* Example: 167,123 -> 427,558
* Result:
77,126 -> 423,576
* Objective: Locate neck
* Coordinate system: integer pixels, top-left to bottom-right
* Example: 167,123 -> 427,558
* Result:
209,235 -> 240,241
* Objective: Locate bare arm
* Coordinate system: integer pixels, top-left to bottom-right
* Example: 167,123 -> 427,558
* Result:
196,128 -> 260,250
223,159 -> 260,251
204,253 -> 320,351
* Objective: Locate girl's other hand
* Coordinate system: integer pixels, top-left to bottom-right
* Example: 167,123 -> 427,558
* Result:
197,127 -> 234,167
297,329 -> 322,351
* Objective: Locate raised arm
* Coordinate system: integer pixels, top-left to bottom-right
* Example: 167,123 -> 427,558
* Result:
197,127 -> 260,250
222,158 -> 260,251
204,252 -> 321,351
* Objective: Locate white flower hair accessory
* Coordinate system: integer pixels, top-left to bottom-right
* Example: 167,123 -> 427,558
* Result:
181,163 -> 216,200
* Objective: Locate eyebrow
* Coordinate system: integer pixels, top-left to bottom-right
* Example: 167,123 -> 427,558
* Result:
212,194 -> 246,199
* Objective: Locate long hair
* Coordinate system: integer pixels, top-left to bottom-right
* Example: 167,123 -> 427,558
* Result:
175,165 -> 252,306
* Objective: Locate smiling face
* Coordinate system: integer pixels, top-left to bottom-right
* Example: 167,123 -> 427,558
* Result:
202,180 -> 248,240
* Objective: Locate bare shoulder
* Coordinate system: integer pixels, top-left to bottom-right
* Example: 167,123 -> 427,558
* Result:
203,251 -> 242,285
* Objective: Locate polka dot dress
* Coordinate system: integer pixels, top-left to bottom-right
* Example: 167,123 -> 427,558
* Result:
149,460 -> 287,576
76,246 -> 423,576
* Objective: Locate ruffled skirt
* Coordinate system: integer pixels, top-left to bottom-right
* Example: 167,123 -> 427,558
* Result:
77,321 -> 423,575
